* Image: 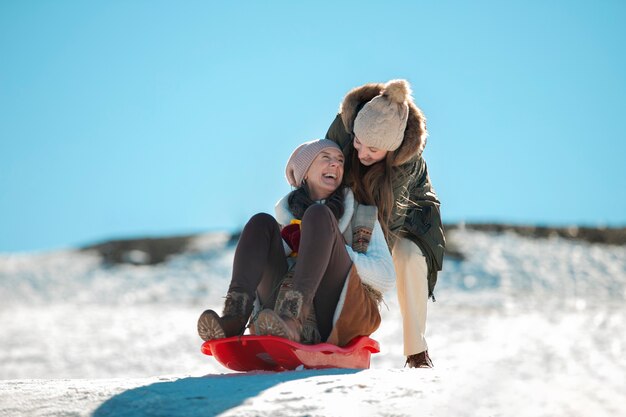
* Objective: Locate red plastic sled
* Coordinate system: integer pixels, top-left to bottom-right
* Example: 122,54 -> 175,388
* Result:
201,335 -> 380,372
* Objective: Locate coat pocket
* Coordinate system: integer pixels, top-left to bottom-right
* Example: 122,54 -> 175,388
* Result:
406,205 -> 432,236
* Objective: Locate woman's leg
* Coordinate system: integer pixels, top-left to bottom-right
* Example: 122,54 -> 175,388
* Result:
393,237 -> 429,356
229,212 -> 288,308
293,204 -> 353,340
198,213 -> 287,341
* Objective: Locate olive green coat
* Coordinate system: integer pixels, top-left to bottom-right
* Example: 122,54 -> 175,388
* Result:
325,82 -> 445,298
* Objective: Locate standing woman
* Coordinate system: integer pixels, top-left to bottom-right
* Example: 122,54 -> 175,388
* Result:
326,79 -> 445,367
197,139 -> 395,347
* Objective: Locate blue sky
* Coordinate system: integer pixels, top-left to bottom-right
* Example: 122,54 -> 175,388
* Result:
1,1 -> 625,253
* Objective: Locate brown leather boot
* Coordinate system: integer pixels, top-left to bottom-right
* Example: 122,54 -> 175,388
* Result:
197,292 -> 251,341
405,350 -> 434,368
252,290 -> 307,342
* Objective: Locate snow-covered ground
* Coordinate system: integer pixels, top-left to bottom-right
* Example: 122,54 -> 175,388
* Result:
1,229 -> 625,416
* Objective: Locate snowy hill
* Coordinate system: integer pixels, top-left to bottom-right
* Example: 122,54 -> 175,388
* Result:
1,228 -> 625,416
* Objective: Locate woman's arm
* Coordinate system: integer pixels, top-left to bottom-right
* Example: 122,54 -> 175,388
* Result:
325,114 -> 352,152
343,220 -> 396,293
403,159 -> 446,272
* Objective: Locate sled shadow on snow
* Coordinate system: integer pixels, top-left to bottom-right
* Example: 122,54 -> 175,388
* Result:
92,368 -> 363,417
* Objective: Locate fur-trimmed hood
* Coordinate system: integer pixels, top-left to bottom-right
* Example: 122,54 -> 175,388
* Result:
339,81 -> 428,166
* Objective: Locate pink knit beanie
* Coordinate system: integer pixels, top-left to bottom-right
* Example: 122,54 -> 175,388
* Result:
285,139 -> 341,187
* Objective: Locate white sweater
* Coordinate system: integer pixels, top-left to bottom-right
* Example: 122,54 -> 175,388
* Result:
274,188 -> 396,294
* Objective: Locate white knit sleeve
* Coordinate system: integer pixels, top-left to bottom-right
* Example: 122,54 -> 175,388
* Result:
344,220 -> 396,293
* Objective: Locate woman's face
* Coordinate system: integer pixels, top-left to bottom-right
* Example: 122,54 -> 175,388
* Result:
353,136 -> 388,166
304,148 -> 345,200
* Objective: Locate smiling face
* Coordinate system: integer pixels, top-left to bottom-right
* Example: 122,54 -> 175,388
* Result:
353,136 -> 388,166
303,148 -> 345,200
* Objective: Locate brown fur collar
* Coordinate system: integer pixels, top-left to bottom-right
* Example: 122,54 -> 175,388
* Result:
339,82 -> 427,166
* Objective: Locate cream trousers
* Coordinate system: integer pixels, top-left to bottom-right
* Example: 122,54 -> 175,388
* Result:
393,237 -> 429,356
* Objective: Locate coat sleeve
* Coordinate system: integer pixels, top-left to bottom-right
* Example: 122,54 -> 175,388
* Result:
403,158 -> 446,272
343,219 -> 396,294
325,113 -> 352,153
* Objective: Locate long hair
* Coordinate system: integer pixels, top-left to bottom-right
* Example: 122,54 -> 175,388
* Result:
346,146 -> 397,244
288,183 -> 346,221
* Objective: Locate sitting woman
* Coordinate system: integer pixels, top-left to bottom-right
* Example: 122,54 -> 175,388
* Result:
197,139 -> 395,346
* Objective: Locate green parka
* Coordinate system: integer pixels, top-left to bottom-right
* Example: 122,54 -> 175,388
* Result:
325,82 -> 445,298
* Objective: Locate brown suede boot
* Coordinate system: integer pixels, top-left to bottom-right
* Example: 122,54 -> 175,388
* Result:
252,290 -> 307,343
405,350 -> 434,368
197,292 -> 251,341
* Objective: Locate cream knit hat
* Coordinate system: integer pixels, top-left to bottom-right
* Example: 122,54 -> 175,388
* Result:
353,79 -> 412,151
285,139 -> 341,187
